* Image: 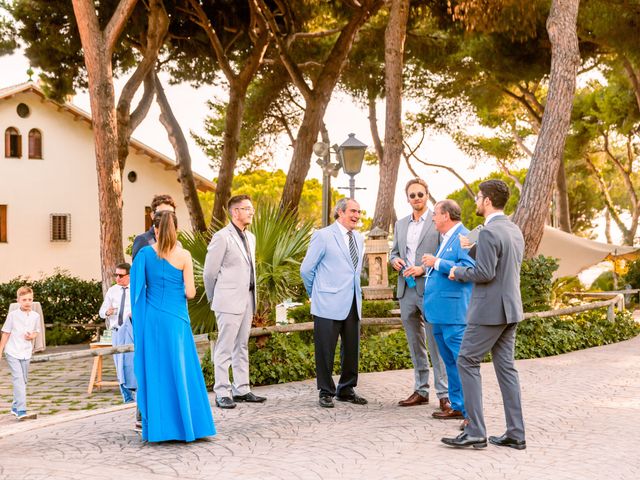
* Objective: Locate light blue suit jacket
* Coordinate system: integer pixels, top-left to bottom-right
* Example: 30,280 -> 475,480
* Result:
423,223 -> 475,325
300,222 -> 364,321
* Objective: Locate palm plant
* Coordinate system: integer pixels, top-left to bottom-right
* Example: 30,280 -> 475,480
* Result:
251,203 -> 314,325
180,203 -> 314,333
179,229 -> 216,334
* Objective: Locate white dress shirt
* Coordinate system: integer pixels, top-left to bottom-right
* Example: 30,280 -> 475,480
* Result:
406,210 -> 429,266
99,284 -> 131,329
336,221 -> 356,251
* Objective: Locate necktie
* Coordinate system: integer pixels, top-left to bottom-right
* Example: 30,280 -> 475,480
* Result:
117,287 -> 127,327
347,231 -> 358,269
238,231 -> 255,291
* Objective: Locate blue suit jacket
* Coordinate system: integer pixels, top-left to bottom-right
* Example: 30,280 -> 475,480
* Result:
423,223 -> 475,325
300,222 -> 364,320
132,227 -> 155,260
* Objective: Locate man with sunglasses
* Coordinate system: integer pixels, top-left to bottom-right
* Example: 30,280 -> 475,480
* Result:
390,179 -> 449,411
99,263 -> 137,404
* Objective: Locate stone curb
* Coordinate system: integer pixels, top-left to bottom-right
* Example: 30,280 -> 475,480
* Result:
0,402 -> 135,439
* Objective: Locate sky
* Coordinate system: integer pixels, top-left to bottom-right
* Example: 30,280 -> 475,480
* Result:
0,48 -> 497,218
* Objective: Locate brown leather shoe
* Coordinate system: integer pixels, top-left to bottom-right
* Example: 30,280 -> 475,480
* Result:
432,409 -> 464,419
439,397 -> 451,412
398,391 -> 429,407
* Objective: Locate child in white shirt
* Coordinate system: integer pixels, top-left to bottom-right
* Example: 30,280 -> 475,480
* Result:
0,286 -> 40,420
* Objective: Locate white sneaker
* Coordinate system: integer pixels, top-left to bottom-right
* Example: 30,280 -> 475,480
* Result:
17,412 -> 37,421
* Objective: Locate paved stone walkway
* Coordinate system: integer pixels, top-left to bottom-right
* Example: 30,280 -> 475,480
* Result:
0,344 -> 122,425
0,335 -> 639,480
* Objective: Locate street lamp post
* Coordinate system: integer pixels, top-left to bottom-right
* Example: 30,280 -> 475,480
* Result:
314,133 -> 367,227
313,141 -> 341,227
338,133 -> 367,199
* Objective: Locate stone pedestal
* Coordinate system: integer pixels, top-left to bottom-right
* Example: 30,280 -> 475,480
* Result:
363,227 -> 394,300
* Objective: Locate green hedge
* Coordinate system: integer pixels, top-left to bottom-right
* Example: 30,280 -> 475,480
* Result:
200,309 -> 640,388
0,271 -> 103,345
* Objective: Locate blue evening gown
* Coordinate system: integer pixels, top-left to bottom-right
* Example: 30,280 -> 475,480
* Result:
131,246 -> 216,442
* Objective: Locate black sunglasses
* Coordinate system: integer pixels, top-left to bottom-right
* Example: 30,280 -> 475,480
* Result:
409,192 -> 425,199
114,273 -> 129,278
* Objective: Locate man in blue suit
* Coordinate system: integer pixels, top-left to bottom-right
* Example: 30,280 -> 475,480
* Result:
422,200 -> 475,421
301,198 -> 366,408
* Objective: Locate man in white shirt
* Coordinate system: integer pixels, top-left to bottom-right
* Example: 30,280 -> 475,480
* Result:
99,263 -> 136,403
0,286 -> 40,420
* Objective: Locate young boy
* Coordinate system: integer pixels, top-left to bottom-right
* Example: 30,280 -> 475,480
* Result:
0,286 -> 40,420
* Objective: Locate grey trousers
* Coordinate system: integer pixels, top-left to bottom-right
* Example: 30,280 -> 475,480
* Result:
457,322 -> 525,441
213,297 -> 254,398
6,354 -> 29,413
399,287 -> 448,398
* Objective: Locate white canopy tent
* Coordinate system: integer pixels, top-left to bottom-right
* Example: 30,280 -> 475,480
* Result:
537,226 -> 640,278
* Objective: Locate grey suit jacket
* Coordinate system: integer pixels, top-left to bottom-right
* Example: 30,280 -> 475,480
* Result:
389,211 -> 439,298
203,223 -> 257,315
453,215 -> 524,325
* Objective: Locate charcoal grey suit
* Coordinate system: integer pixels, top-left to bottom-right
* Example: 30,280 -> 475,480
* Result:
453,214 -> 526,441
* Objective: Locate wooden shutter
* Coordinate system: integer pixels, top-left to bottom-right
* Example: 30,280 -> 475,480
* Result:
50,214 -> 71,242
0,205 -> 7,242
28,129 -> 42,159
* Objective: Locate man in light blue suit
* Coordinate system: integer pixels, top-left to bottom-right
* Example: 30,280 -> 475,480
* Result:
301,198 -> 366,408
422,200 -> 475,421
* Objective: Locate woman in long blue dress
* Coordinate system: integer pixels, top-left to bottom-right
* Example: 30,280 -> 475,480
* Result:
130,210 -> 216,442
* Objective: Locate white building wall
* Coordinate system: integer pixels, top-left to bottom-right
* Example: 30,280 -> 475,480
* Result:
1,90 -> 194,282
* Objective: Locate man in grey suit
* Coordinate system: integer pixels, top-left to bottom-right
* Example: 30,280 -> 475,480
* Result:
390,178 -> 448,410
442,179 -> 526,450
203,194 -> 266,409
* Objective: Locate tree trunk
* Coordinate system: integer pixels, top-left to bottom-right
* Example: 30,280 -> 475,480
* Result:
187,0 -> 269,228
211,86 -> 245,226
512,0 -> 580,258
372,0 -> 410,232
604,209 -> 612,244
115,0 -> 168,172
368,96 -> 384,162
154,73 -> 207,233
280,101 -> 327,210
556,159 -> 572,232
276,1 -> 383,212
71,0 -> 138,293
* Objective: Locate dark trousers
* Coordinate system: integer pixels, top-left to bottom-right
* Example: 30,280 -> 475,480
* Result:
313,296 -> 360,397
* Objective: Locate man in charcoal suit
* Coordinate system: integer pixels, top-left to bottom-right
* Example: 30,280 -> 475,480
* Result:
442,179 -> 527,450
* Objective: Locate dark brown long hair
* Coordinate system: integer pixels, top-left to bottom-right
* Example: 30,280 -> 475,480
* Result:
153,210 -> 178,258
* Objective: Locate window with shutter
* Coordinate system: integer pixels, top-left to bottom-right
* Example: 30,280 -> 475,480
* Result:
145,206 -> 153,231
50,214 -> 71,242
28,129 -> 42,159
0,205 -> 7,243
4,127 -> 22,158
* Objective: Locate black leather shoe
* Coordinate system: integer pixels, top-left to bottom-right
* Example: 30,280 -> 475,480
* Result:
233,392 -> 267,403
441,432 -> 487,449
336,393 -> 368,405
489,433 -> 526,450
319,395 -> 334,408
215,397 -> 236,409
